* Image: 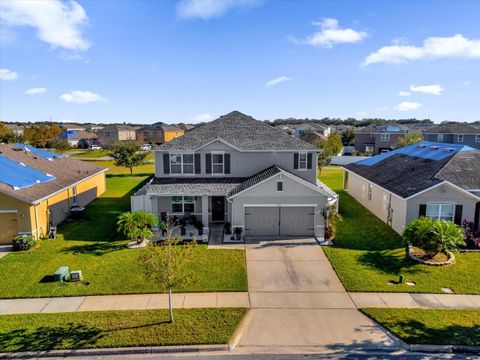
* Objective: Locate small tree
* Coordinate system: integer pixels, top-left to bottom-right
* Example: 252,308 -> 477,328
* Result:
316,133 -> 343,174
111,141 -> 147,175
24,124 -> 62,148
117,210 -> 158,243
394,133 -> 423,149
403,217 -> 465,258
49,138 -> 71,153
341,128 -> 355,146
139,222 -> 197,322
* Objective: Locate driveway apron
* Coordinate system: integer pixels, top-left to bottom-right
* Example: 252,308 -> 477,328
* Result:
236,238 -> 401,352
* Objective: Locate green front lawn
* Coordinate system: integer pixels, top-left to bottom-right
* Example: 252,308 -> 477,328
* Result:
319,167 -> 480,294
71,150 -> 112,158
92,160 -> 155,175
0,308 -> 248,352
363,308 -> 480,346
0,175 -> 247,298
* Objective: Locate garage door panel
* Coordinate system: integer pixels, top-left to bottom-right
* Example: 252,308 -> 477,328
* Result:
244,206 -> 315,238
245,207 -> 279,237
280,207 -> 314,237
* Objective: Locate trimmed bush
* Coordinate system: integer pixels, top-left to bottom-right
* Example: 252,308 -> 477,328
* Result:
403,217 -> 465,258
12,235 -> 36,251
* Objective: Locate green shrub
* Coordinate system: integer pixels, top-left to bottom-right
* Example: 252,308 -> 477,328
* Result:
403,217 -> 465,258
12,235 -> 36,251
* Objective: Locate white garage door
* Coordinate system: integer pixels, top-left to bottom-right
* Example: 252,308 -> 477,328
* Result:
244,206 -> 315,238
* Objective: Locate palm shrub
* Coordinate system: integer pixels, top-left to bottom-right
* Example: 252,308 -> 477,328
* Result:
117,211 -> 158,243
325,203 -> 342,241
403,217 -> 465,258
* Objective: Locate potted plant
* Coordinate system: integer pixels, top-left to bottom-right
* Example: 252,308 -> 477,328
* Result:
196,221 -> 204,236
234,227 -> 243,241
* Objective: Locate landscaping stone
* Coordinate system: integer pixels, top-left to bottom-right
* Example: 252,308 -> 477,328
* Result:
407,245 -> 455,266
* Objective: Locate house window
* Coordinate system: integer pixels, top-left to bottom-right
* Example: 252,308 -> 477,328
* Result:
437,134 -> 443,141
457,134 -> 464,142
380,134 -> 390,141
368,184 -> 373,201
170,154 -> 194,174
426,204 -> 455,222
277,181 -> 283,192
298,153 -> 308,170
365,145 -> 374,154
476,134 -> 480,143
171,196 -> 195,213
212,153 -> 224,174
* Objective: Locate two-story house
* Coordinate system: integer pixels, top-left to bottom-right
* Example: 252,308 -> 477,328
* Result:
294,123 -> 331,139
131,111 -> 337,241
423,123 -> 480,150
97,124 -> 138,145
135,123 -> 184,145
354,123 -> 411,155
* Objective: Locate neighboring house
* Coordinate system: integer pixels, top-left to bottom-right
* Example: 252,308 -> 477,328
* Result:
177,123 -> 196,132
344,142 -> 480,235
5,124 -> 24,136
59,129 -> 98,148
275,124 -> 295,136
300,132 -> 326,145
136,123 -> 184,145
332,124 -> 354,134
354,123 -> 410,155
131,111 -> 337,241
97,124 -> 138,144
295,123 -> 331,139
0,143 -> 107,243
423,123 -> 480,150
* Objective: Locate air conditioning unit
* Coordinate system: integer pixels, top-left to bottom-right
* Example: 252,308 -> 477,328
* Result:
69,270 -> 83,282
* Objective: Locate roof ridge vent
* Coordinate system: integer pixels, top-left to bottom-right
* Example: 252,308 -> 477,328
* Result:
429,145 -> 439,150
442,148 -> 454,152
417,144 -> 427,149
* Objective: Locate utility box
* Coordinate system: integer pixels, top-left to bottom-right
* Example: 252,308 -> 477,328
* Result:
54,266 -> 70,282
69,270 -> 83,282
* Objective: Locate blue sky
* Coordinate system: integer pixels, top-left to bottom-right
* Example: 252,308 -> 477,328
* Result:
1,0 -> 479,124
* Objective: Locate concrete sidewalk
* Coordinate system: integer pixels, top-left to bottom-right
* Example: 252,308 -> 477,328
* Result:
0,292 -> 250,315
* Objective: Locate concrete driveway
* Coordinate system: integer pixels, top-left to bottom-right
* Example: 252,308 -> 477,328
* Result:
235,238 -> 401,353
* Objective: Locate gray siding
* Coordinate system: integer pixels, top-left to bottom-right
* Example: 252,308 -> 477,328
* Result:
354,133 -> 408,154
424,133 -> 480,149
230,173 -> 328,238
155,140 -> 318,184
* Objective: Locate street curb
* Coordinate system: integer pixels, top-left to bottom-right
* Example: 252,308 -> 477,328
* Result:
407,344 -> 480,354
228,308 -> 253,350
0,344 -> 229,359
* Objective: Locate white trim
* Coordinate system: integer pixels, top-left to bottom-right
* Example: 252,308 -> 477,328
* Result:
405,180 -> 480,201
425,203 -> 456,222
457,134 -> 464,142
0,210 -> 17,213
32,169 -> 108,205
169,153 -> 195,175
211,152 -> 225,175
298,152 -> 308,171
228,168 -> 334,200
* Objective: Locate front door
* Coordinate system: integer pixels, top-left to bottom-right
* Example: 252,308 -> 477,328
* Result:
212,196 -> 225,222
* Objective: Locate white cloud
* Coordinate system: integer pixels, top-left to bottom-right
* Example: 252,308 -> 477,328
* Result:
60,90 -> 107,104
398,91 -> 411,97
265,76 -> 292,88
364,34 -> 480,65
0,0 -> 90,51
193,113 -> 214,122
299,18 -> 368,48
409,84 -> 444,95
24,87 -> 47,95
0,68 -> 18,81
394,101 -> 422,112
176,0 -> 262,20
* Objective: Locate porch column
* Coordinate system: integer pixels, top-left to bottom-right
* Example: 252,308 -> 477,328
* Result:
202,195 -> 209,237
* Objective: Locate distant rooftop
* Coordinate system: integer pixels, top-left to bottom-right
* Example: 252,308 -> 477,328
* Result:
425,123 -> 480,134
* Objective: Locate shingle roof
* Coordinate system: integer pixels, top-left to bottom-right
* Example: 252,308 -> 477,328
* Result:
0,144 -> 107,204
425,123 -> 480,134
436,150 -> 480,190
355,123 -> 410,133
159,111 -> 317,151
100,124 -> 138,132
228,166 -> 281,197
146,177 -> 246,196
345,142 -> 479,198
